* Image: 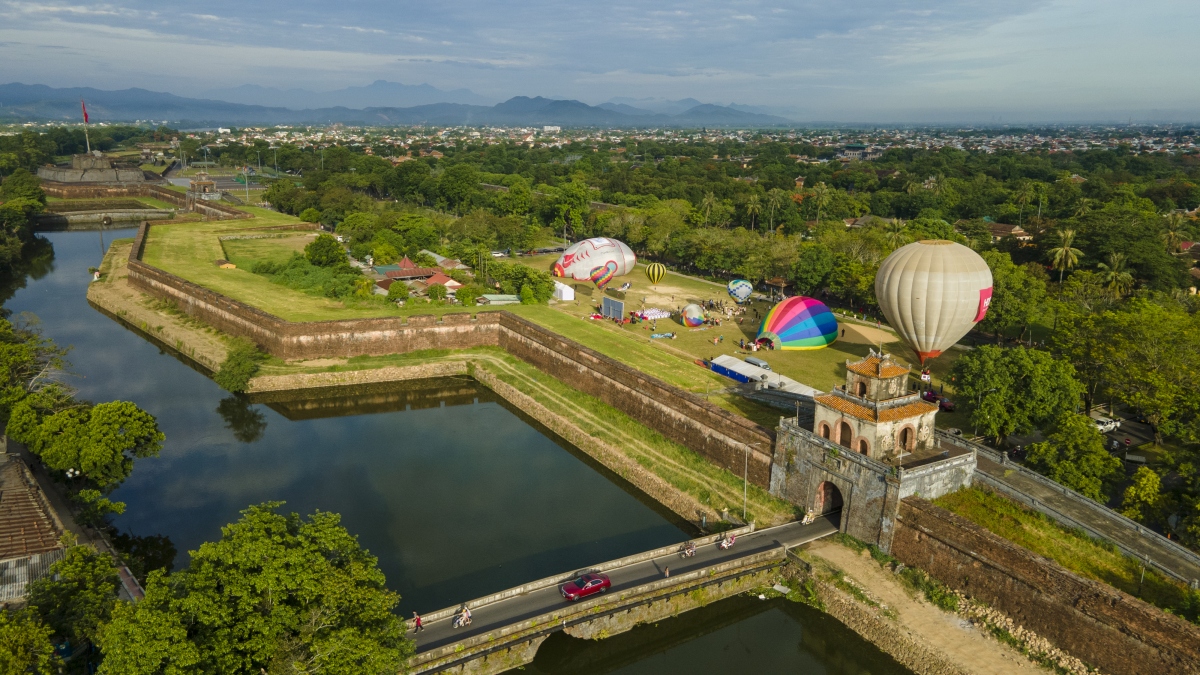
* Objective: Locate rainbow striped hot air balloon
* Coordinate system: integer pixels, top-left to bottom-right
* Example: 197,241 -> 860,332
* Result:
589,261 -> 617,290
646,262 -> 666,286
757,297 -> 838,350
680,303 -> 705,327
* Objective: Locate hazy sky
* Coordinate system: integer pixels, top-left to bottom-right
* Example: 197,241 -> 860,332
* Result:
1,0 -> 1197,122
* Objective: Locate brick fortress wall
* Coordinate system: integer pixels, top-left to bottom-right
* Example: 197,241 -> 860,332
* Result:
42,182 -> 250,220
891,497 -> 1200,675
124,222 -> 775,487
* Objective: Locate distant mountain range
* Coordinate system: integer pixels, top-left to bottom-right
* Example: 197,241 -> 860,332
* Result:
201,80 -> 494,109
0,83 -> 795,128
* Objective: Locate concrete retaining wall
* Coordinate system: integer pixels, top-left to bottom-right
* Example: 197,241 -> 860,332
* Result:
497,313 -> 775,486
891,497 -> 1200,675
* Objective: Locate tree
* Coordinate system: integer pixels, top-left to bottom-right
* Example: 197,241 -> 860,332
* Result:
97,504 -> 412,675
0,168 -> 46,202
1161,212 -> 1185,254
744,194 -> 761,230
951,345 -> 1083,443
372,242 -> 399,265
298,207 -> 322,223
1013,180 -> 1034,226
979,251 -> 1047,339
1025,413 -> 1122,501
386,280 -> 409,302
790,243 -> 835,295
213,338 -> 265,394
27,544 -> 119,646
766,188 -> 787,231
7,400 -> 164,488
305,233 -> 345,267
1095,251 -> 1134,298
882,219 -> 910,250
0,610 -> 58,675
437,163 -> 480,214
1121,466 -> 1162,523
1048,229 -> 1083,283
810,182 -> 832,223
427,283 -> 447,301
700,192 -> 716,226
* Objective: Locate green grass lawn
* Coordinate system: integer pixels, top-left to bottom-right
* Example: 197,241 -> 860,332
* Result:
220,234 -> 316,268
141,217 -> 954,410
934,487 -> 1197,619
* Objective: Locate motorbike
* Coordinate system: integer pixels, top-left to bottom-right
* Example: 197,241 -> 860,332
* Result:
717,534 -> 736,551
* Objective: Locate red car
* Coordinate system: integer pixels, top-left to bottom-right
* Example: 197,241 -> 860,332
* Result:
560,573 -> 611,601
921,390 -> 955,412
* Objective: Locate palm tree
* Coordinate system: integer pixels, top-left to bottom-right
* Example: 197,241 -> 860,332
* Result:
882,219 -> 910,249
1161,212 -> 1185,253
745,194 -> 762,231
1096,251 -> 1134,298
810,182 -> 832,224
1073,198 -> 1093,218
766,188 -> 786,231
903,179 -> 919,195
700,192 -> 716,225
928,174 -> 947,198
1013,180 -> 1034,227
1048,229 -> 1083,283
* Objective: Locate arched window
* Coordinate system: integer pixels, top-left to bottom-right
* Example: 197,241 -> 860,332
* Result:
855,381 -> 867,397
838,421 -> 853,448
858,438 -> 869,455
819,423 -> 831,440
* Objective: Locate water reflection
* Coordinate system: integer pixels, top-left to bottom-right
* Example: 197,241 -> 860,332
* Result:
530,596 -> 911,675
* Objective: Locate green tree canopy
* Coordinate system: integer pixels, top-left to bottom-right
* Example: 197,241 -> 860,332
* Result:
951,345 -> 1083,443
97,503 -> 411,675
0,610 -> 58,675
7,399 -> 164,488
304,233 -> 346,267
1025,413 -> 1122,501
27,544 -> 120,646
978,250 -> 1047,337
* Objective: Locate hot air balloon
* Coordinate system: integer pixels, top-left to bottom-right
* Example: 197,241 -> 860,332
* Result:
727,279 -> 753,303
553,238 -> 636,281
646,262 -> 666,286
589,262 -> 617,290
680,304 -> 705,327
757,297 -> 838,350
875,240 -> 993,363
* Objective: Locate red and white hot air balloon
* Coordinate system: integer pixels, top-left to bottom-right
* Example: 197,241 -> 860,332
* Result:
875,240 -> 993,363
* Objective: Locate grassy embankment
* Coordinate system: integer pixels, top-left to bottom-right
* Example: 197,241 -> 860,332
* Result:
935,487 -> 1198,620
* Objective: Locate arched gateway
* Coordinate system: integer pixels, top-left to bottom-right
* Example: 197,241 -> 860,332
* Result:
814,481 -> 844,527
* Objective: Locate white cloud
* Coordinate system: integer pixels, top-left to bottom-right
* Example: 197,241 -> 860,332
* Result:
0,0 -> 1196,121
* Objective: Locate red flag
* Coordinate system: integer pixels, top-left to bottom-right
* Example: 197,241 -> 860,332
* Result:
81,99 -> 89,124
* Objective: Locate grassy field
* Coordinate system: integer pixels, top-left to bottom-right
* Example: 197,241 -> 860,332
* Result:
934,487 -> 1197,619
141,215 -> 964,414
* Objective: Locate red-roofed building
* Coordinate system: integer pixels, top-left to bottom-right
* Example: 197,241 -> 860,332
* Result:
425,272 -> 462,290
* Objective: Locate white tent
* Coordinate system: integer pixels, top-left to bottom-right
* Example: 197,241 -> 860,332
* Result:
553,281 -> 575,301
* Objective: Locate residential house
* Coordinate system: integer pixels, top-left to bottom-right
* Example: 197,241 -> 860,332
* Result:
985,223 -> 1032,243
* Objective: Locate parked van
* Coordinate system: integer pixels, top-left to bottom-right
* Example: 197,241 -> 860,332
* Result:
745,357 -> 771,371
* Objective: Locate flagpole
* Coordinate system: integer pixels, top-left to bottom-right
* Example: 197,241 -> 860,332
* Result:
81,99 -> 91,153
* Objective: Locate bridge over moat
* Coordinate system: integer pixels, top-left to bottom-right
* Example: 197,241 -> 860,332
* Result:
407,516 -> 839,675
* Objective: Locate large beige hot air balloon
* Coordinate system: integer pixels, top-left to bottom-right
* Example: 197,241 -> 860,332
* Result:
875,240 -> 993,363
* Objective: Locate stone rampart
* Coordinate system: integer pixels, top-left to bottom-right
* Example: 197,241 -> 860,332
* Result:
40,183 -> 249,220
891,497 -> 1200,675
496,313 -> 775,486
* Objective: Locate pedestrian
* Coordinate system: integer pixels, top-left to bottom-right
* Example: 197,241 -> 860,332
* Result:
664,566 -> 670,578
412,611 -> 424,632
841,328 -> 845,337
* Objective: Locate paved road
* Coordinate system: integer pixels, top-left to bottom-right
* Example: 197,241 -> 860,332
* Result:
976,455 -> 1200,583
411,515 -> 839,654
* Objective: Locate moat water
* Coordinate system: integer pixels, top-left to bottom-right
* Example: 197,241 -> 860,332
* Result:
4,229 -> 912,675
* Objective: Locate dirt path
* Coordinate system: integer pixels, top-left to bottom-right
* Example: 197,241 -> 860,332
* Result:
808,539 -> 1043,675
87,242 -> 229,372
839,322 -> 898,346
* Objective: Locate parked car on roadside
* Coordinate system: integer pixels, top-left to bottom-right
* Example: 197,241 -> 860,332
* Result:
921,390 -> 955,412
1089,411 -> 1120,434
560,573 -> 610,601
